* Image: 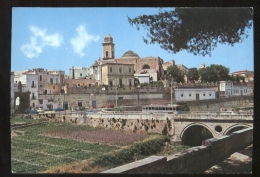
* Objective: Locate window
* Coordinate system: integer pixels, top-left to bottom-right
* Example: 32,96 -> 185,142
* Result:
129,68 -> 131,73
56,78 -> 58,83
109,81 -> 113,87
110,67 -> 112,73
119,68 -> 122,73
80,73 -> 82,76
106,51 -> 108,57
143,64 -> 150,69
40,75 -> 42,81
53,86 -> 55,89
50,78 -> 53,84
189,94 -> 191,97
203,94 -> 205,96
39,85 -> 43,87
31,81 -> 34,88
181,94 -> 183,97
129,79 -> 132,87
119,79 -> 123,87
209,93 -> 212,96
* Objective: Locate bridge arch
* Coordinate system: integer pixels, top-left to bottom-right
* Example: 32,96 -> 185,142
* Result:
223,124 -> 252,135
180,122 -> 215,139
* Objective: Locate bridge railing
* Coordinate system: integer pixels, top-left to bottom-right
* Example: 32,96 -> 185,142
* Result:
175,114 -> 253,120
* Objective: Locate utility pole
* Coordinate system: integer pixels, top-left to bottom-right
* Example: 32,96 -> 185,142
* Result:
171,79 -> 172,105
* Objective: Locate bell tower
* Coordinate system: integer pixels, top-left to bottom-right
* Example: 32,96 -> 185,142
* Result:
102,34 -> 115,60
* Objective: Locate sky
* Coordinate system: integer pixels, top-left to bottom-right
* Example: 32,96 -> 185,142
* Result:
11,7 -> 254,75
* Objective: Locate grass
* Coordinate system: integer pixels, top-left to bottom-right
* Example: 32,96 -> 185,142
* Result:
11,116 -> 190,173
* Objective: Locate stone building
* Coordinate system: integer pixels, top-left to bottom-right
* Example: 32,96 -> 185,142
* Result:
69,66 -> 89,79
101,63 -> 135,87
98,34 -> 165,82
162,60 -> 175,71
13,68 -> 65,110
64,78 -> 96,88
102,34 -> 115,60
35,68 -> 65,95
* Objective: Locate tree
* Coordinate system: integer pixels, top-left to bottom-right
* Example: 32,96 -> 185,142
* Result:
187,68 -> 199,83
128,8 -> 252,56
198,68 -> 207,83
198,64 -> 230,82
166,65 -> 184,83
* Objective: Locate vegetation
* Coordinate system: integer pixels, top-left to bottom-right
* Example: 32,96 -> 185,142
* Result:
140,80 -> 163,87
187,68 -> 199,83
128,8 -> 252,56
11,117 -> 188,173
177,101 -> 190,111
166,65 -> 184,83
92,134 -> 170,168
199,64 -> 230,82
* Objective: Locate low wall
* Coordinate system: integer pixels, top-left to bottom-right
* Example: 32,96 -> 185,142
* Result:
102,127 -> 253,174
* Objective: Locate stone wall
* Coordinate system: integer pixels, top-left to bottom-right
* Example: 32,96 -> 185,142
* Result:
102,127 -> 253,174
186,95 -> 253,111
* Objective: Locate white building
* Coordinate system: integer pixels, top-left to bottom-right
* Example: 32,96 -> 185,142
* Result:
219,81 -> 251,98
134,73 -> 150,84
175,87 -> 216,101
14,70 -> 39,108
13,68 -> 65,110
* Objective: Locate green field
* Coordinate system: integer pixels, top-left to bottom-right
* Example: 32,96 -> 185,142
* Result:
11,116 -> 190,173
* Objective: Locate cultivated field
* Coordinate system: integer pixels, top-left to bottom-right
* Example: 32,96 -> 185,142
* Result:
11,116 -> 190,173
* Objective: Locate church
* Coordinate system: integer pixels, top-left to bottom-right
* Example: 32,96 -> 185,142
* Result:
69,34 -> 169,86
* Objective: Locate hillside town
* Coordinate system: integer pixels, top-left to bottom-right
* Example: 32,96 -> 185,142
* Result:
11,34 -> 254,114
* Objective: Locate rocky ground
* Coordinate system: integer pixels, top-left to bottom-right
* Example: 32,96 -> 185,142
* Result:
205,144 -> 252,174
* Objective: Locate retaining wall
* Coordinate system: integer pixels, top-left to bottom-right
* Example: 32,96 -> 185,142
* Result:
102,127 -> 253,174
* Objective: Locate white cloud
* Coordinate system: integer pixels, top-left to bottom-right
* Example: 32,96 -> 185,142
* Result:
21,26 -> 63,58
70,25 -> 100,57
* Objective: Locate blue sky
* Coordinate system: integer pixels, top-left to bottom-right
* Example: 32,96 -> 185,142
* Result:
11,7 -> 253,75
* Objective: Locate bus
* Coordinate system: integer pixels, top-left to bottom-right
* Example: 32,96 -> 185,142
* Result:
142,104 -> 182,114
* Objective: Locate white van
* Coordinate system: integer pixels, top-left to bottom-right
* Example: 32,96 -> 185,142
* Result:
220,111 -> 237,115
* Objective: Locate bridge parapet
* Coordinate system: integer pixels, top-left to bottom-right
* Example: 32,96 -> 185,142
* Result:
175,114 -> 253,120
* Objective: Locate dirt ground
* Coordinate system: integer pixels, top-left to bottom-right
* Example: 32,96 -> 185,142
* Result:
205,144 -> 252,174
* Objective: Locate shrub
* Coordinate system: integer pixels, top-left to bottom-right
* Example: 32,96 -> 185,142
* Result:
93,135 -> 170,168
162,125 -> 168,135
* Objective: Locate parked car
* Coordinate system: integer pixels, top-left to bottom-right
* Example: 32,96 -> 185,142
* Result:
86,110 -> 94,114
37,108 -> 44,113
106,104 -> 114,108
29,109 -> 39,114
220,111 -> 238,115
76,106 -> 85,111
54,107 -> 64,111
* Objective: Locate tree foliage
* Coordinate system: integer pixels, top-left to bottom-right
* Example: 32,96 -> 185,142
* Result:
198,64 -> 230,83
166,65 -> 184,83
187,68 -> 199,82
128,8 -> 252,56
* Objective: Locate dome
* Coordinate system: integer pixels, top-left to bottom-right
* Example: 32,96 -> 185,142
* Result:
122,50 -> 139,58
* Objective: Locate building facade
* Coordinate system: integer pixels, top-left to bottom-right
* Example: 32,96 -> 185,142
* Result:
101,63 -> 135,88
175,87 -> 216,101
219,81 -> 252,98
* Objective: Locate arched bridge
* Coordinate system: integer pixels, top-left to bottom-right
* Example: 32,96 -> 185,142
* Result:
170,113 -> 253,145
